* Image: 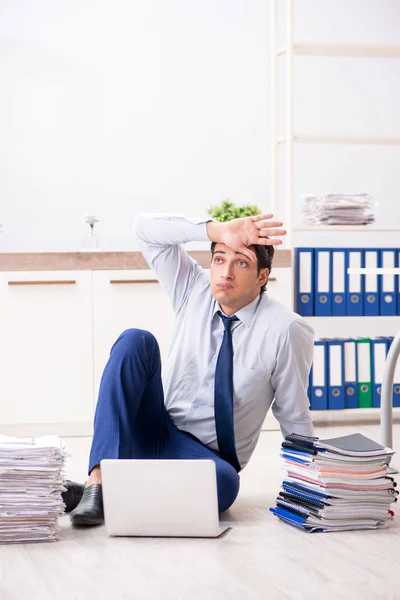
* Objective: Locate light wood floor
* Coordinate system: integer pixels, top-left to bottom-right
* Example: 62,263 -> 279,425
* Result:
1,423 -> 399,600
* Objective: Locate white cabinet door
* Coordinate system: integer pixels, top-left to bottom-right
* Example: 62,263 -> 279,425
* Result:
93,271 -> 175,400
0,271 -> 94,426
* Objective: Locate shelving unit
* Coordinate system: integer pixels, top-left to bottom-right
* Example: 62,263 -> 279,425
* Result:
269,1 -> 400,438
277,42 -> 400,58
270,0 -> 400,247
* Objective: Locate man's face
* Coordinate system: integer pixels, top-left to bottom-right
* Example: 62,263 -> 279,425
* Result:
209,243 -> 269,316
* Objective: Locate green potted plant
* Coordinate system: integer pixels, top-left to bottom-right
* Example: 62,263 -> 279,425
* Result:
207,200 -> 262,222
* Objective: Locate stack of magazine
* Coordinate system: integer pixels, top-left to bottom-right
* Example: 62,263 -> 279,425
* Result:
0,435 -> 66,544
301,193 -> 375,225
270,433 -> 398,532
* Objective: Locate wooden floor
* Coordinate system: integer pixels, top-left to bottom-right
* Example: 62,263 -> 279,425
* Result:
1,423 -> 400,600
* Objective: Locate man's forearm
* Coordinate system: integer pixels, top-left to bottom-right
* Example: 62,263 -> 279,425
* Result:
135,213 -> 211,248
134,213 -> 210,312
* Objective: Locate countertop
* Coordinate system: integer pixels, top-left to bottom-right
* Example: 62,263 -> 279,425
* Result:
0,250 -> 291,271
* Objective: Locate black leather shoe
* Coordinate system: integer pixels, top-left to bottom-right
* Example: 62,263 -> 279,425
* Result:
62,480 -> 85,513
70,484 -> 104,526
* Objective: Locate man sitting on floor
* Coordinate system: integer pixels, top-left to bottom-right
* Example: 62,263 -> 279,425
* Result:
63,211 -> 314,525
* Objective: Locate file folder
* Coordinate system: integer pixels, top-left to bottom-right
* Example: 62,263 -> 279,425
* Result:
330,249 -> 346,316
363,250 -> 379,316
326,339 -> 345,410
379,249 -> 397,316
295,248 -> 314,316
345,249 -> 363,316
310,341 -> 327,410
314,249 -> 331,316
356,338 -> 373,408
370,338 -> 388,408
343,339 -> 358,409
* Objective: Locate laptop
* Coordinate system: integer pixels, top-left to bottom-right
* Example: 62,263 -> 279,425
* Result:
100,458 -> 231,538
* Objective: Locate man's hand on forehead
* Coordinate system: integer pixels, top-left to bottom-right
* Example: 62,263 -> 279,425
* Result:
207,214 -> 286,263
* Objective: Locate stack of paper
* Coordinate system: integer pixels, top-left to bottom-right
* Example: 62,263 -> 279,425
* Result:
0,435 -> 67,544
301,193 -> 375,225
270,433 -> 398,532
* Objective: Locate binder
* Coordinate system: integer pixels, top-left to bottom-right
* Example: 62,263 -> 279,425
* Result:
343,339 -> 358,409
330,249 -> 346,316
295,248 -> 314,316
370,338 -> 388,408
314,249 -> 331,316
356,338 -> 373,408
379,249 -> 397,316
363,249 -> 379,316
345,249 -> 363,317
326,339 -> 345,410
310,340 -> 327,410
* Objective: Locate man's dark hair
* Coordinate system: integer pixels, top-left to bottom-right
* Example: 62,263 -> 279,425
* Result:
210,241 -> 274,294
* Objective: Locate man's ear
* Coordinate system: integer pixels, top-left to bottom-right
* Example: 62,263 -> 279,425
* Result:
258,268 -> 269,287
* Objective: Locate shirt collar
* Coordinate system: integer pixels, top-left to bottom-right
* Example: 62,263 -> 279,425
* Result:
212,294 -> 261,328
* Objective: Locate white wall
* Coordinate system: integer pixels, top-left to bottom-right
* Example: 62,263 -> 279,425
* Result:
0,0 -> 399,252
0,0 -> 269,251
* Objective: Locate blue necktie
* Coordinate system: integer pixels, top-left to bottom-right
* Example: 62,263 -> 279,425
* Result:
214,311 -> 241,472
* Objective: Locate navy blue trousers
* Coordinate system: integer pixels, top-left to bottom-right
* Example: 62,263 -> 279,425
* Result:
89,329 -> 240,513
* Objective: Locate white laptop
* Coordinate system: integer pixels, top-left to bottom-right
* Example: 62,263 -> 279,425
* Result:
100,459 -> 231,538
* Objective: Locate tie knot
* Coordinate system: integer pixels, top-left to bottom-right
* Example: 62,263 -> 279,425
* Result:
217,310 -> 239,331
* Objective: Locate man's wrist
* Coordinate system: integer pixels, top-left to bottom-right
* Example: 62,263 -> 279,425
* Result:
206,220 -> 223,242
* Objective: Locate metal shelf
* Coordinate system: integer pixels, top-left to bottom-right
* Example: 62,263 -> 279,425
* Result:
310,407 -> 400,424
277,133 -> 400,145
277,42 -> 400,58
262,407 -> 400,431
304,316 -> 400,321
293,225 -> 400,232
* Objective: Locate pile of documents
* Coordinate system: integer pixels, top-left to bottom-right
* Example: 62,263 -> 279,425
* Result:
301,193 -> 375,225
0,435 -> 66,544
270,433 -> 398,532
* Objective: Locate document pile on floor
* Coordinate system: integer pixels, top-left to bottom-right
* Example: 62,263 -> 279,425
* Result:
0,435 -> 66,544
270,433 -> 398,532
301,193 -> 375,225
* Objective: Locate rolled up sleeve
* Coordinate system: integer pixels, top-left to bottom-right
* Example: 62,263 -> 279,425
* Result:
134,212 -> 210,313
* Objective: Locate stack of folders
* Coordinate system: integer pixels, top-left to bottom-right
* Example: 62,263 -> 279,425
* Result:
309,337 -> 400,411
295,247 -> 399,317
0,435 -> 66,544
301,193 -> 375,226
270,433 -> 398,533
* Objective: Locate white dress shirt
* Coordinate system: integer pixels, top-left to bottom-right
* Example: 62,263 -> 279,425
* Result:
134,213 -> 315,468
